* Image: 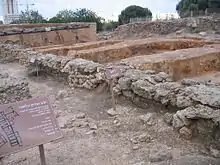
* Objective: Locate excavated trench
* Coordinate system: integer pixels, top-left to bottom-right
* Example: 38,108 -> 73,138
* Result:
34,40 -> 122,56
34,38 -> 220,81
122,44 -> 220,81
35,38 -> 214,61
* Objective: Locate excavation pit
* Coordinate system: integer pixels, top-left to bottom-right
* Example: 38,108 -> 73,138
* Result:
122,44 -> 220,80
35,38 -> 215,64
35,40 -> 123,56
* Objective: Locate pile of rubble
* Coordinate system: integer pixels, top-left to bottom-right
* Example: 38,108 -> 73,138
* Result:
112,16 -> 220,40
0,70 -> 31,104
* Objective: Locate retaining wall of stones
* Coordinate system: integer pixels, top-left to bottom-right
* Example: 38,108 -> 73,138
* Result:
114,69 -> 220,140
0,43 -> 105,89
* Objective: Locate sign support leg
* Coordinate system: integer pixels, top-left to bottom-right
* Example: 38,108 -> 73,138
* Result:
110,80 -> 116,111
0,157 -> 4,165
39,145 -> 46,165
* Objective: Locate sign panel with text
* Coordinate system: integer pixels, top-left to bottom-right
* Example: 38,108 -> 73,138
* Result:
0,97 -> 62,157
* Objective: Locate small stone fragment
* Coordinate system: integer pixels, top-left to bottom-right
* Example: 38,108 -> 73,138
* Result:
130,138 -> 138,144
132,161 -> 146,165
179,127 -> 192,140
163,113 -> 173,125
66,118 -> 76,129
139,113 -> 155,126
0,72 -> 9,78
138,133 -> 152,142
60,122 -> 67,129
107,108 -> 118,116
131,133 -> 152,144
113,119 -> 119,124
149,149 -> 172,162
55,110 -> 62,118
85,130 -> 97,135
56,90 -> 68,99
210,146 -> 220,158
132,145 -> 140,150
89,123 -> 98,130
76,112 -> 86,119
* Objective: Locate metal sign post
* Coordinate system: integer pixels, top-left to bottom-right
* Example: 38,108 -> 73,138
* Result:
109,79 -> 116,111
0,157 -> 4,165
39,144 -> 46,165
105,67 -> 122,111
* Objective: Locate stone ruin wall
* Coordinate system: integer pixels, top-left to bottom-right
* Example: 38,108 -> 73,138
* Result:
0,22 -> 97,47
0,69 -> 31,104
112,16 -> 220,40
0,43 -> 219,142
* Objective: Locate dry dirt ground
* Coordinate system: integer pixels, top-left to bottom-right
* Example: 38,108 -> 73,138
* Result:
0,63 -> 218,165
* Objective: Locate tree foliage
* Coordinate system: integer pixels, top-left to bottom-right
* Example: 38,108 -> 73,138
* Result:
118,5 -> 152,25
176,0 -> 220,17
102,21 -> 119,31
48,8 -> 104,31
11,9 -> 47,24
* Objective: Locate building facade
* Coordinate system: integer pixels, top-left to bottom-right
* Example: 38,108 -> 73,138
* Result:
2,0 -> 20,24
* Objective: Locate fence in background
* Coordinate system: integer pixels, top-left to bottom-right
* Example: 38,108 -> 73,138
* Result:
129,8 -> 220,23
129,17 -> 152,23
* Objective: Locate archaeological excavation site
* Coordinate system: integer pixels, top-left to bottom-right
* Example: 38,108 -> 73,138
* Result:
1,16 -> 220,165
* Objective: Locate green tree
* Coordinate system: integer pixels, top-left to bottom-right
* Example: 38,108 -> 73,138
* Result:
176,0 -> 220,18
103,21 -> 119,31
11,9 -> 47,24
208,0 -> 220,8
48,8 -> 104,31
118,5 -> 152,25
48,10 -> 75,23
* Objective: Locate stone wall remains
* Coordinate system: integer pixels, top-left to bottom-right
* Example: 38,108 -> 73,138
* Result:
114,69 -> 220,139
112,16 -> 220,40
0,70 -> 31,104
0,43 -> 105,89
0,43 -> 219,140
0,23 -> 97,47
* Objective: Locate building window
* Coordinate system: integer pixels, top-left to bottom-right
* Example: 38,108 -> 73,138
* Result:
11,0 -> 14,14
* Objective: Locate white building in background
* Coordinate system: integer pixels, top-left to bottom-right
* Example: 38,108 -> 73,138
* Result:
153,12 -> 180,20
2,0 -> 20,24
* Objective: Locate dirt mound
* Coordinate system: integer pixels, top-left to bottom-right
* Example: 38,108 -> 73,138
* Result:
112,16 -> 220,40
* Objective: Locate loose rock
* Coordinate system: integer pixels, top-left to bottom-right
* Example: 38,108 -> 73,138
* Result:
210,146 -> 220,158
139,113 -> 155,126
163,113 -> 173,125
149,149 -> 172,162
179,127 -> 193,140
76,112 -> 86,119
89,123 -> 98,130
107,108 -> 118,117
